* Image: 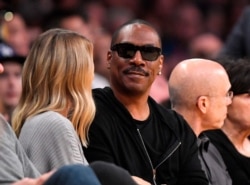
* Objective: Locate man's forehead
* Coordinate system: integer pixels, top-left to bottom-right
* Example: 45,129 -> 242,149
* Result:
117,24 -> 161,46
120,24 -> 156,35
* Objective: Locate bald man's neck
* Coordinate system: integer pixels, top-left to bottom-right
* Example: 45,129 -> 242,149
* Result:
174,106 -> 202,137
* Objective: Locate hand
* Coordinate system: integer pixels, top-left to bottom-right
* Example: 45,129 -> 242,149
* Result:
12,171 -> 54,185
132,176 -> 151,185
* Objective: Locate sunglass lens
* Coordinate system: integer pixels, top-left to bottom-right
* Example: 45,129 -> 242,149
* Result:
112,43 -> 161,61
117,44 -> 135,59
141,47 -> 159,61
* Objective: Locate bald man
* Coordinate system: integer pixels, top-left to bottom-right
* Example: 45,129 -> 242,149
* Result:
168,58 -> 232,185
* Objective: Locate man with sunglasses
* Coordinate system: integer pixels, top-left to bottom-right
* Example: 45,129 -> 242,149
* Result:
83,19 -> 208,185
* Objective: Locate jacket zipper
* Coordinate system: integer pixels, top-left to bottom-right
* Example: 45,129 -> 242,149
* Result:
137,129 -> 181,185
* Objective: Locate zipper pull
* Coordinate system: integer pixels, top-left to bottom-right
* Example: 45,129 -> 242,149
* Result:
153,169 -> 157,185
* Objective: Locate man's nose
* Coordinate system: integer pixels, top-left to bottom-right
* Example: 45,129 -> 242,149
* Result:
131,50 -> 144,65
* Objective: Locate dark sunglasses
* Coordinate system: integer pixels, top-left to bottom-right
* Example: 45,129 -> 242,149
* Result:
111,43 -> 161,61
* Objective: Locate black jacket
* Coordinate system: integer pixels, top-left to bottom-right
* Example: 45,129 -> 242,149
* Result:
84,87 -> 208,185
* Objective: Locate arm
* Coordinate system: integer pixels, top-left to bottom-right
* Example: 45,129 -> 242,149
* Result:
0,115 -> 40,184
132,176 -> 151,185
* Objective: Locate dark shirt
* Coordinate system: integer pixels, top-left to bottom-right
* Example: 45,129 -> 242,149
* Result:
205,129 -> 250,185
198,133 -> 232,185
84,87 -> 208,185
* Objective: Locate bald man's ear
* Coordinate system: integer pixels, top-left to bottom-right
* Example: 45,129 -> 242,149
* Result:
107,51 -> 112,69
197,96 -> 209,114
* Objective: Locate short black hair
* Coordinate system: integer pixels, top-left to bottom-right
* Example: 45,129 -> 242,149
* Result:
217,57 -> 250,95
110,19 -> 161,48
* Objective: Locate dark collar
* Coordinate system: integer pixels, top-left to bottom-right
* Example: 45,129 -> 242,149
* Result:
198,133 -> 210,152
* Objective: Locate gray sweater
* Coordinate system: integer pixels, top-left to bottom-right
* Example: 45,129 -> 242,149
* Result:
19,111 -> 88,174
0,115 -> 40,185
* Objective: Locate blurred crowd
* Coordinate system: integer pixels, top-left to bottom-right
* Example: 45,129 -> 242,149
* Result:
0,0 -> 250,106
1,1 -> 250,184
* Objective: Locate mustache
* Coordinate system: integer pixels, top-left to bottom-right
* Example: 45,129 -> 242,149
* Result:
123,66 -> 149,76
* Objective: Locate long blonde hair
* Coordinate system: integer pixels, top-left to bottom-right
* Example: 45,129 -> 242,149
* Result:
12,28 -> 95,147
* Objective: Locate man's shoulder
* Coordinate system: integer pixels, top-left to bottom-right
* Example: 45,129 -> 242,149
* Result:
26,111 -> 70,125
149,100 -> 192,135
21,111 -> 75,140
149,99 -> 184,123
93,87 -> 112,97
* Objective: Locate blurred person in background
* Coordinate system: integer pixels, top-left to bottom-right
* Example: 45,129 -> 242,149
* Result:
92,31 -> 111,88
203,7 -> 227,40
0,10 -> 30,57
0,41 -> 24,124
57,10 -> 93,42
101,0 -> 141,15
83,1 -> 107,36
189,33 -> 223,59
162,2 -> 204,79
218,5 -> 250,59
51,0 -> 83,12
149,75 -> 169,105
104,6 -> 135,35
47,9 -> 94,42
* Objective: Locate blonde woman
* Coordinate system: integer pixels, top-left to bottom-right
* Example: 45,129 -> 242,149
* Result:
12,28 -> 95,174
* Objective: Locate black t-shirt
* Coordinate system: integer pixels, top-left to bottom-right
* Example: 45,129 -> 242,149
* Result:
134,108 -> 172,167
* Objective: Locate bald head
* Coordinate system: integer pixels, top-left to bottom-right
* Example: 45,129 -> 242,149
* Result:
169,58 -> 230,109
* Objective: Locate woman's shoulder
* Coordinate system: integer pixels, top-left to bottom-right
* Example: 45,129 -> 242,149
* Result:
21,111 -> 74,136
26,111 -> 70,126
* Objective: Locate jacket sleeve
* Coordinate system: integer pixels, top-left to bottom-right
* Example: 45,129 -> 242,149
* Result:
0,115 -> 40,184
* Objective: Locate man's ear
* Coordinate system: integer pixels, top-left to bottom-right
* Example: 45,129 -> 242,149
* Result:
107,51 -> 112,69
158,64 -> 162,75
197,95 -> 209,114
157,55 -> 164,75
